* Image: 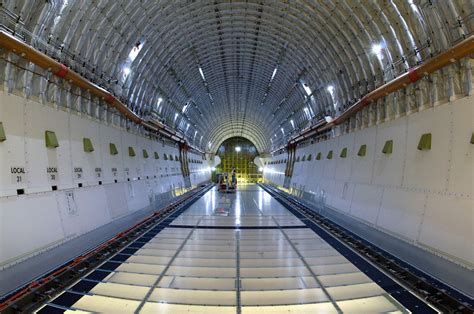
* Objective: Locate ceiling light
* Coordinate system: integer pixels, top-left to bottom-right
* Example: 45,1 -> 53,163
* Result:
270,67 -> 278,81
199,66 -> 206,80
372,43 -> 383,55
123,67 -> 131,76
235,146 -> 241,152
371,41 -> 386,61
128,41 -> 144,62
302,83 -> 312,96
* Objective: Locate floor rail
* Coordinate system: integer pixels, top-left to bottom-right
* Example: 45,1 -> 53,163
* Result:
0,183 -> 214,313
259,183 -> 473,313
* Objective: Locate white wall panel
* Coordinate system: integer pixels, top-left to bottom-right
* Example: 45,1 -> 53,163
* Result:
322,138 -> 337,179
99,124 -> 124,183
307,141 -> 327,189
24,101 -> 73,192
419,194 -> 473,265
351,128 -> 377,184
104,183 -> 130,219
0,91 -> 211,268
0,93 -> 27,196
264,97 -> 473,268
377,189 -> 426,242
331,180 -> 355,213
372,119 -> 407,187
334,133 -> 354,181
349,184 -> 383,224
403,106 -> 450,191
70,115 -> 103,186
126,180 -> 152,212
448,97 -> 473,197
121,132 -> 139,179
0,194 -> 64,266
57,187 -> 111,237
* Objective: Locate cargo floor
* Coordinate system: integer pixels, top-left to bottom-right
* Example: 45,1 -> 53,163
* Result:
38,185 -> 407,313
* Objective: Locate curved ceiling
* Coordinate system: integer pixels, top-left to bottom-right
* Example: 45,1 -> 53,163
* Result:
3,0 -> 471,153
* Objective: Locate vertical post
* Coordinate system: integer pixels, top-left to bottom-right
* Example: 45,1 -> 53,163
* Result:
179,142 -> 191,188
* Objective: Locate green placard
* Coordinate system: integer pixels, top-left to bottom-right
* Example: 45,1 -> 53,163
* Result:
296,156 -> 300,162
154,152 -> 159,159
382,140 -> 393,154
128,147 -> 136,157
83,138 -> 94,152
417,133 -> 432,151
0,122 -> 6,142
143,149 -> 149,158
327,150 -> 333,159
470,133 -> 474,144
358,144 -> 367,157
302,155 -> 306,161
45,130 -> 59,148
316,152 -> 321,160
340,148 -> 348,158
164,154 -> 168,160
110,143 -> 118,155
307,154 -> 312,161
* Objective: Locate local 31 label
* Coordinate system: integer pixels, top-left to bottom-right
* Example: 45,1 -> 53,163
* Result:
47,166 -> 58,181
11,166 -> 26,184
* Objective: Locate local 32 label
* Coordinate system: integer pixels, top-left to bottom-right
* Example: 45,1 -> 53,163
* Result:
74,167 -> 83,179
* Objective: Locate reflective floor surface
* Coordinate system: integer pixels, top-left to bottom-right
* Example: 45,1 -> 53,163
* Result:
40,185 -> 407,313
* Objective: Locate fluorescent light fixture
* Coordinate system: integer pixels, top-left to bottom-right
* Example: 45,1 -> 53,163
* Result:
211,167 -> 216,171
290,119 -> 295,129
372,43 -> 383,55
304,107 -> 310,119
325,115 -> 333,123
270,67 -> 278,81
302,83 -> 312,96
199,66 -> 206,80
371,41 -> 385,62
281,127 -> 284,134
123,67 -> 131,76
182,104 -> 188,113
128,42 -> 143,62
258,167 -> 263,172
174,112 -> 178,121
235,146 -> 241,152
327,85 -> 334,94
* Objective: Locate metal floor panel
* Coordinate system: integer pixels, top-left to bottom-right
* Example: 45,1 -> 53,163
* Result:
39,185 -> 407,313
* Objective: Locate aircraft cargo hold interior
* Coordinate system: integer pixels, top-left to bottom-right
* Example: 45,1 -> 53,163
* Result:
0,1 -> 473,313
